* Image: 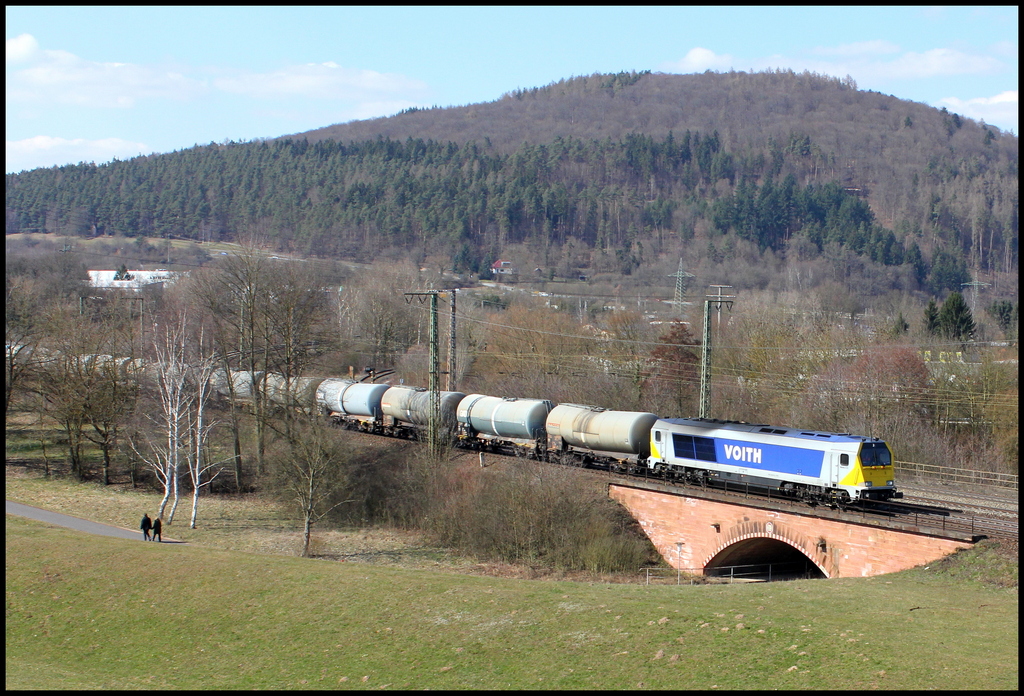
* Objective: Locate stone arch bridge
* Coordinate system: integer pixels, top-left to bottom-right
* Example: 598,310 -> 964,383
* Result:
609,479 -> 974,579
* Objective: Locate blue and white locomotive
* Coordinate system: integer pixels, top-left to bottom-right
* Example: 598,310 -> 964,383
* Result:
648,418 -> 901,503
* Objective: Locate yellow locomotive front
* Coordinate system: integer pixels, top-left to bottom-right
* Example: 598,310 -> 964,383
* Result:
839,441 -> 901,500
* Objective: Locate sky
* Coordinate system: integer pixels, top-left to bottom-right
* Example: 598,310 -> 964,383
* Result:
6,6 -> 1018,174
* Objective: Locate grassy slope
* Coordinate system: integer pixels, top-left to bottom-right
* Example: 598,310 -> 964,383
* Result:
6,512 -> 1017,690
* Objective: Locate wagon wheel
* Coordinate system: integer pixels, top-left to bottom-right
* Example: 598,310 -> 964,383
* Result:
560,452 -> 586,467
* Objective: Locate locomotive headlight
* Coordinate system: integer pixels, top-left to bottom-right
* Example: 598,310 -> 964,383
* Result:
863,481 -> 872,487
886,480 -> 894,487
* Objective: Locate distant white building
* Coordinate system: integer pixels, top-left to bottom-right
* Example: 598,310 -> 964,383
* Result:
491,259 -> 517,276
87,269 -> 182,290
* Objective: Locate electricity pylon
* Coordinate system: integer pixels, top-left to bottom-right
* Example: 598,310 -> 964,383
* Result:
698,286 -> 735,419
668,258 -> 695,315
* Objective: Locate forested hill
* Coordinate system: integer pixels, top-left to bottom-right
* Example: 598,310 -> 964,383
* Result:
5,70 -> 1018,293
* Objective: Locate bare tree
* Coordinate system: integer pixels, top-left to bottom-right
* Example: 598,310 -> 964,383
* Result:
36,300 -> 139,483
262,260 -> 337,433
185,330 -> 224,528
192,248 -> 273,484
82,353 -> 139,486
5,276 -> 47,417
603,309 -> 655,409
270,419 -> 357,557
340,262 -> 420,370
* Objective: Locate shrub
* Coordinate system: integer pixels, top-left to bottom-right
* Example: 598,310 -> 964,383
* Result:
426,460 -> 658,573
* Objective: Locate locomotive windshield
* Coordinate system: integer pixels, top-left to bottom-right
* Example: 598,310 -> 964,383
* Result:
860,442 -> 892,467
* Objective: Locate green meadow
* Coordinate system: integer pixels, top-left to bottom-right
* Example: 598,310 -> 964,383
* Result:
6,512 -> 1017,690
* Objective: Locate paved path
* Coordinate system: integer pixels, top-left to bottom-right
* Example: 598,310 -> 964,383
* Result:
6,500 -> 183,543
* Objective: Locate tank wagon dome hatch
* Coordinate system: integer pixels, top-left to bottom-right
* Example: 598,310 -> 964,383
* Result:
547,403 -> 659,456
457,394 -> 554,440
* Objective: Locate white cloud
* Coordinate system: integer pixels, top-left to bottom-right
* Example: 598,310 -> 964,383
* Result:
661,47 -> 735,74
879,48 -> 1003,79
770,43 -> 999,83
750,47 -> 1005,84
989,40 -> 1018,60
6,36 -> 206,108
661,43 -> 1002,82
937,91 -> 1018,133
656,41 -> 1015,132
6,33 -> 39,63
212,62 -> 427,100
6,135 -> 150,174
7,35 -> 428,112
662,40 -> 1006,84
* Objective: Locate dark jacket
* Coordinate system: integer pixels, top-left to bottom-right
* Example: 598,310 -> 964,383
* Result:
152,518 -> 162,535
141,514 -> 152,531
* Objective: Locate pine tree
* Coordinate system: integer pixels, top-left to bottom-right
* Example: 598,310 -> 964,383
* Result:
938,292 -> 976,343
924,299 -> 940,336
986,300 -> 1017,335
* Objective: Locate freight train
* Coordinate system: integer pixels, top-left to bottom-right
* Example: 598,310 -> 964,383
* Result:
213,370 -> 901,505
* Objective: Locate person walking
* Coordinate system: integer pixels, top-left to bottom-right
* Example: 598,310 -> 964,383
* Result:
152,517 -> 162,542
140,513 -> 152,541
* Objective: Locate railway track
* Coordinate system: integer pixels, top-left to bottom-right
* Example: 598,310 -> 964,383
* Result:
867,499 -> 1018,540
899,483 -> 1017,516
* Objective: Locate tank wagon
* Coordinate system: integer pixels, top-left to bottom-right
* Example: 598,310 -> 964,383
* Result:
265,374 -> 323,410
380,385 -> 466,436
214,370 -> 265,401
457,395 -> 554,455
546,404 -> 659,469
315,378 -> 390,430
648,418 -> 901,503
212,370 -> 320,410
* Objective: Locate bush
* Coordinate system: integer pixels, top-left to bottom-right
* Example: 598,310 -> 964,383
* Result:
426,460 -> 658,573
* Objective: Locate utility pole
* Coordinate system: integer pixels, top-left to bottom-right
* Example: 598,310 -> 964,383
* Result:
405,290 -> 454,459
699,286 -> 735,419
708,285 -> 733,333
448,290 -> 457,391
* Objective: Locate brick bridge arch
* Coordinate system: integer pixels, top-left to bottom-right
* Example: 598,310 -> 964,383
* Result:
702,520 -> 831,578
608,481 -> 972,578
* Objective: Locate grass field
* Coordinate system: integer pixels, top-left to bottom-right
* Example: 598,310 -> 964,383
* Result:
6,512 -> 1019,689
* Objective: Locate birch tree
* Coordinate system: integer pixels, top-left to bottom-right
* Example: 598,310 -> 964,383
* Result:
185,334 -> 224,528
